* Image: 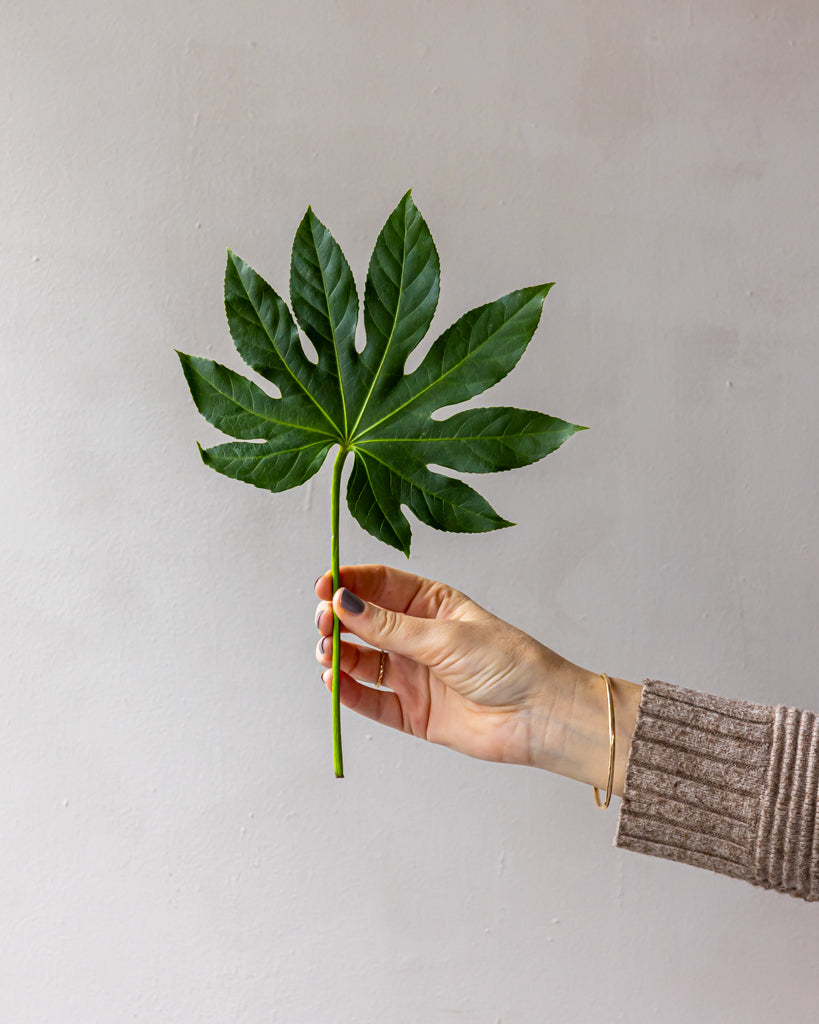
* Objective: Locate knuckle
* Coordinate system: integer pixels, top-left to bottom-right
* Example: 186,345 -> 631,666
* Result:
425,620 -> 458,664
379,606 -> 403,641
349,644 -> 362,675
373,564 -> 389,602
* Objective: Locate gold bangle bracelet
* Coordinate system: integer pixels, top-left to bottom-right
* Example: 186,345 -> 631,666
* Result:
593,673 -> 616,810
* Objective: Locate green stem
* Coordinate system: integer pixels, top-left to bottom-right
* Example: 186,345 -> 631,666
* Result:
330,445 -> 348,778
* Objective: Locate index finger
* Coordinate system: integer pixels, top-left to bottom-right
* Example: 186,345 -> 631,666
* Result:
314,564 -> 467,619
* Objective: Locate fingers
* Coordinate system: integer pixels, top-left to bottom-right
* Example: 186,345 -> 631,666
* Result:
315,600 -> 333,637
315,598 -> 381,639
331,586 -> 453,666
314,564 -> 467,619
315,633 -> 385,685
320,668 -> 405,732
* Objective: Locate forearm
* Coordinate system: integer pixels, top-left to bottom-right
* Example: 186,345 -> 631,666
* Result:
529,658 -> 643,797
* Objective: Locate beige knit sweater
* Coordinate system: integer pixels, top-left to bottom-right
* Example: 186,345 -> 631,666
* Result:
615,680 -> 819,901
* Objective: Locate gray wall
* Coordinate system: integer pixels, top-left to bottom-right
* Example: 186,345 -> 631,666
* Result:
4,1 -> 818,1020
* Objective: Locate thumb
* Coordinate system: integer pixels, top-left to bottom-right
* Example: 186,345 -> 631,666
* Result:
333,587 -> 447,666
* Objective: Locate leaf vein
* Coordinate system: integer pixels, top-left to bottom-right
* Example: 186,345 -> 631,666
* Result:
229,272 -> 338,432
357,295 -> 542,439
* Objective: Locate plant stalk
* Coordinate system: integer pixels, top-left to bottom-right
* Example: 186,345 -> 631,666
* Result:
330,445 -> 348,778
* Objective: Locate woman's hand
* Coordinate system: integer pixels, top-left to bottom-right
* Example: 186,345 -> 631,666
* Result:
314,564 -> 642,792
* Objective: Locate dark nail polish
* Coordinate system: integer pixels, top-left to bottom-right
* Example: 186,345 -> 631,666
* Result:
339,588 -> 365,615
314,576 -> 322,589
319,636 -> 327,654
315,608 -> 323,629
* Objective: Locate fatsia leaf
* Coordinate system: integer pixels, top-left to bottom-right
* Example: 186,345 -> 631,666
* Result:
179,190 -> 584,552
178,191 -> 586,776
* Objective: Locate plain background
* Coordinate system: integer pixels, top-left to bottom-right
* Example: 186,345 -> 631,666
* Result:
3,1 -> 818,1020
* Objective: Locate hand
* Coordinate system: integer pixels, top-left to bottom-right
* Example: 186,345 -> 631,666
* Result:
314,565 -> 642,790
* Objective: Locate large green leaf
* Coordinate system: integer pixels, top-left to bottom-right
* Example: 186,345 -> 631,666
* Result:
179,191 -> 585,556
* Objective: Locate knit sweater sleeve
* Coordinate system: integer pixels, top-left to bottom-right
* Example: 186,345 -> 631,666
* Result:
614,679 -> 819,901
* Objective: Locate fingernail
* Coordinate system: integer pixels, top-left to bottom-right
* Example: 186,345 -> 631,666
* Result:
315,608 -> 323,629
314,576 -> 321,589
339,588 -> 365,615
319,636 -> 327,654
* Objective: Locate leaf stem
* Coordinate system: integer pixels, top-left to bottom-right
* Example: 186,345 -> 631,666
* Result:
330,445 -> 348,778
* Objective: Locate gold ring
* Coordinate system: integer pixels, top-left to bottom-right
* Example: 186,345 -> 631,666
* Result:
376,650 -> 387,689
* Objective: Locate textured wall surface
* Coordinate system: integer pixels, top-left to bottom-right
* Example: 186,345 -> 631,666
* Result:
3,1 -> 818,1020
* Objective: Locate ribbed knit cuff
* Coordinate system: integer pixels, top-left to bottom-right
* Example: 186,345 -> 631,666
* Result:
615,679 -> 819,901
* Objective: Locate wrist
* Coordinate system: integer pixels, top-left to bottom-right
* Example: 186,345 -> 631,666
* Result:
528,656 -> 643,797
